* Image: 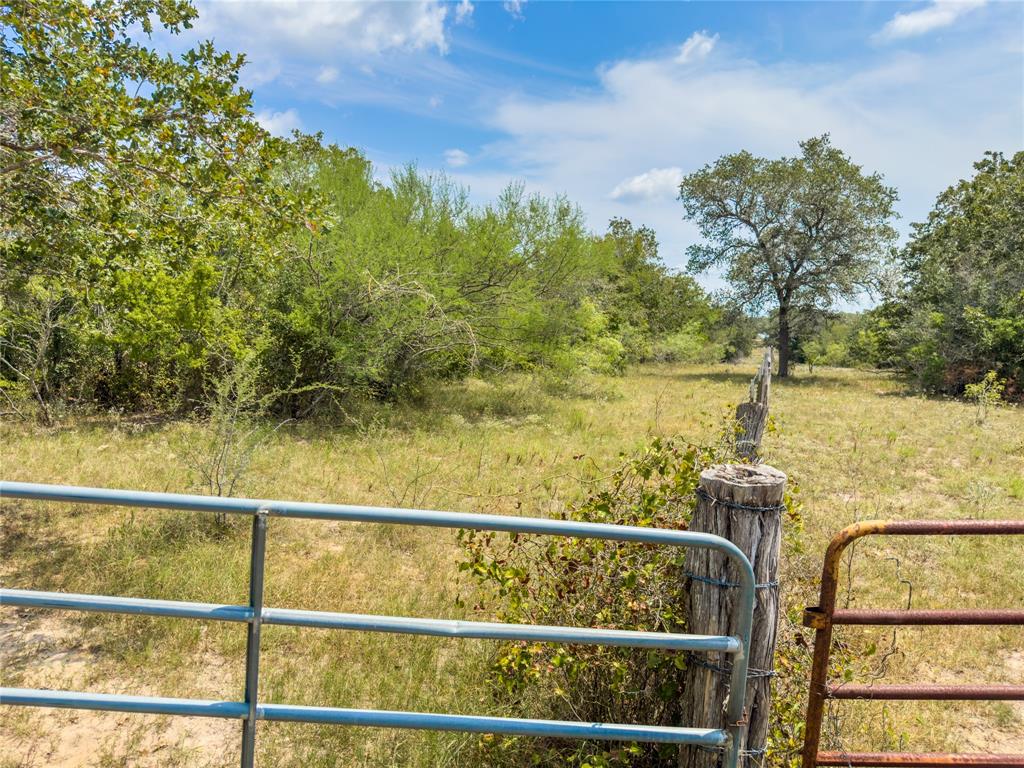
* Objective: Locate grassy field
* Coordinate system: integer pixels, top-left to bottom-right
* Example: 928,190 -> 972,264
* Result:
2,360 -> 1022,767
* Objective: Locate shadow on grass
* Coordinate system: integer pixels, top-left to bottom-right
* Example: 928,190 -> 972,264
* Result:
289,373 -> 623,437
665,366 -> 895,392
0,500 -> 79,589
664,370 -> 753,387
3,410 -> 180,439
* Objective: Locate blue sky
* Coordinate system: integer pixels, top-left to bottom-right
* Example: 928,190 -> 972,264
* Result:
167,1 -> 1022,287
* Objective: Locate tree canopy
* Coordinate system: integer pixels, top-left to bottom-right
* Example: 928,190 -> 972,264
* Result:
878,151 -> 1024,397
2,0 -> 299,252
1,0 -> 306,415
1,0 -> 738,420
679,135 -> 898,376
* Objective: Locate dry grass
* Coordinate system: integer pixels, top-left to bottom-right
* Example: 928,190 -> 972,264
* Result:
1,361 -> 1022,766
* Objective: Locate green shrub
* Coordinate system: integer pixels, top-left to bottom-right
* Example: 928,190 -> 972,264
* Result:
964,370 -> 1007,424
881,152 -> 1024,399
574,335 -> 627,375
569,299 -> 629,375
615,323 -> 654,364
457,434 -> 803,767
650,324 -> 723,364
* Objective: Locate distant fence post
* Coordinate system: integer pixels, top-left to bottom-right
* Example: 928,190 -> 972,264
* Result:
735,349 -> 772,462
679,464 -> 786,768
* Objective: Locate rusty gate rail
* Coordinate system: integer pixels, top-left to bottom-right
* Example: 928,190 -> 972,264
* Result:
801,519 -> 1024,768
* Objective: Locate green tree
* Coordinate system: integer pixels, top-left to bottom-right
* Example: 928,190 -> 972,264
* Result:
678,135 -> 898,376
1,0 -> 302,412
885,151 -> 1024,397
600,217 -> 715,337
264,144 -> 610,410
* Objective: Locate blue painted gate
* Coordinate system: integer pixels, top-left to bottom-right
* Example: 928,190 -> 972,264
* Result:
0,481 -> 756,767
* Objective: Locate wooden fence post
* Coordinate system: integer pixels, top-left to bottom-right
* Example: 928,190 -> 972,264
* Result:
735,348 -> 773,462
679,464 -> 787,768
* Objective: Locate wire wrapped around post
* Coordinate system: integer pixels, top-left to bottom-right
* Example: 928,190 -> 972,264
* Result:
678,464 -> 787,768
735,348 -> 773,462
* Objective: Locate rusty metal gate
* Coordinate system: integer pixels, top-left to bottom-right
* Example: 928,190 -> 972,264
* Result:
801,519 -> 1024,768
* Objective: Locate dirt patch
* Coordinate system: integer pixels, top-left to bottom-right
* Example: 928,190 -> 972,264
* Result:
1,610 -> 237,767
1,610 -> 93,687
2,708 -> 236,768
948,650 -> 1024,754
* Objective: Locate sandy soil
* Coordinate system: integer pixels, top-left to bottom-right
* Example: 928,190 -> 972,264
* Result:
1,609 -> 236,768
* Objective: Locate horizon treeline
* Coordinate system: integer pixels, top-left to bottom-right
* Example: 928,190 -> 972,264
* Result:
783,151 -> 1023,399
0,0 -> 748,421
3,129 -> 748,419
2,0 -> 1021,421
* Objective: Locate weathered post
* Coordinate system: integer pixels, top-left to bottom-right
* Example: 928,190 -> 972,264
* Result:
735,349 -> 772,462
679,464 -> 786,768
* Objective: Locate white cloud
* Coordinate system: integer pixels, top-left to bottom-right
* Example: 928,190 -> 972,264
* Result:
429,95 -> 443,109
676,31 -> 718,64
167,0 -> 473,106
484,30 -> 1022,277
876,0 -> 986,41
195,1 -> 451,62
316,65 -> 339,84
503,0 -> 526,21
255,108 -> 302,136
610,167 -> 684,201
444,148 -> 470,167
455,0 -> 474,24
239,59 -> 282,89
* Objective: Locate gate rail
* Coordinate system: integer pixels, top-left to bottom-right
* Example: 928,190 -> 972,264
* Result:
801,519 -> 1024,768
0,481 -> 757,768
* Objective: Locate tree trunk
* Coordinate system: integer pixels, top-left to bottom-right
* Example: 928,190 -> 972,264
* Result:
678,464 -> 787,768
777,305 -> 791,378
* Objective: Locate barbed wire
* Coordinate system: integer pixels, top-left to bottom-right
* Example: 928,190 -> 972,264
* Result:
684,652 -> 776,679
695,487 -> 786,514
684,571 -> 779,590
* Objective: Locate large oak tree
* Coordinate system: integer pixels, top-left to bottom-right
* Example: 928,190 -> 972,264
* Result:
679,135 -> 898,376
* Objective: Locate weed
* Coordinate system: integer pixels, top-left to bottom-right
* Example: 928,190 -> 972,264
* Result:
964,370 -> 1007,425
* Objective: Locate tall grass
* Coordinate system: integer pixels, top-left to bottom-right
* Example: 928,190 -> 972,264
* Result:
2,363 -> 1022,765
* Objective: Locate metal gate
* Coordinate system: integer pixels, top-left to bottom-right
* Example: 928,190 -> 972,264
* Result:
0,481 -> 757,768
801,519 -> 1024,768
